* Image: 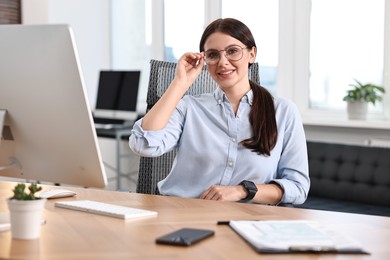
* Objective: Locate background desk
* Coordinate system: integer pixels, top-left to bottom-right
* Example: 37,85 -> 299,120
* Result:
1,181 -> 389,259
96,126 -> 134,190
95,121 -> 136,191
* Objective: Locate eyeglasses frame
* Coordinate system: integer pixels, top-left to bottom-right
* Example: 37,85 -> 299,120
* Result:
204,45 -> 249,65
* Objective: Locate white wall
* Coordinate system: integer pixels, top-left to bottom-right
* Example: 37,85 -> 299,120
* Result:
304,124 -> 390,147
22,0 -> 111,108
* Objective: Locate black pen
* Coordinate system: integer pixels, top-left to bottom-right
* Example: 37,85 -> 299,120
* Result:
217,221 -> 230,225
217,220 -> 261,225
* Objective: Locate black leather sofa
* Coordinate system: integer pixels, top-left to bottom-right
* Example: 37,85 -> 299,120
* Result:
296,141 -> 390,217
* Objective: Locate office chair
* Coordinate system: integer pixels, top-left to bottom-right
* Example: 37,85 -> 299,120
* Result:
136,59 -> 261,194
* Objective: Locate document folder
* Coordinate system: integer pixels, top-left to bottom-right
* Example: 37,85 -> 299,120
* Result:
228,220 -> 369,254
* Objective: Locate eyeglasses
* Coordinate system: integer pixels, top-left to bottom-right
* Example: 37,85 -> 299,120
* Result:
204,45 -> 248,65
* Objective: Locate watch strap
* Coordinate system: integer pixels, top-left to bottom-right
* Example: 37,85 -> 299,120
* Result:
240,180 -> 257,201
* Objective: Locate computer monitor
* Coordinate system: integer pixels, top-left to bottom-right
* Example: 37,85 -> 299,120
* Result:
93,70 -> 140,123
0,24 -> 107,188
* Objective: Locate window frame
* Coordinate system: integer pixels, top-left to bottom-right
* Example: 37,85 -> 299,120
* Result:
278,0 -> 390,125
151,0 -> 390,127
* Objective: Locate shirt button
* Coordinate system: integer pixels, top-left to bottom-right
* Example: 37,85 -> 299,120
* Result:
228,161 -> 233,167
231,138 -> 236,143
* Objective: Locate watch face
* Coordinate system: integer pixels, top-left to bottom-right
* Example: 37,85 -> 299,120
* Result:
241,180 -> 257,201
243,181 -> 257,192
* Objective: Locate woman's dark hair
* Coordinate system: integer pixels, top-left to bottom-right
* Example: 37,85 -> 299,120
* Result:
199,18 -> 277,156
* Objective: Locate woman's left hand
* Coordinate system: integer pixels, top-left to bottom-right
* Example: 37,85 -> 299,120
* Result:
200,185 -> 247,201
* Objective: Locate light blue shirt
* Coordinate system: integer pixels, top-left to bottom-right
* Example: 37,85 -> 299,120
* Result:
129,88 -> 310,204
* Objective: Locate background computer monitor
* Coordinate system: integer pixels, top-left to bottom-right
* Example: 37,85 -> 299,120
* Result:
93,70 -> 140,122
0,24 -> 107,188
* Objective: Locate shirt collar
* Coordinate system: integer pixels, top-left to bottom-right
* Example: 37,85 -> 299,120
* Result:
213,87 -> 253,106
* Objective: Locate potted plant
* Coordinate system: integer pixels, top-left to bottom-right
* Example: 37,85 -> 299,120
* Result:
6,182 -> 46,240
343,79 -> 385,120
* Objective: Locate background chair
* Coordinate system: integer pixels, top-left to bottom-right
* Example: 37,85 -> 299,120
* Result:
136,59 -> 261,194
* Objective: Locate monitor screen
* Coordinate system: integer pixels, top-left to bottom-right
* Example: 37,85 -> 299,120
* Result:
93,70 -> 140,122
0,24 -> 107,188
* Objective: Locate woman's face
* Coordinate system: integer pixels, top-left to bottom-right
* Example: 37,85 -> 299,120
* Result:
203,32 -> 256,93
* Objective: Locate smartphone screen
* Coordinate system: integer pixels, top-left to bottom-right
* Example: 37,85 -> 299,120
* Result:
155,228 -> 215,246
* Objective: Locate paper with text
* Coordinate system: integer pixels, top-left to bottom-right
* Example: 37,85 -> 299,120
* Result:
229,220 -> 367,254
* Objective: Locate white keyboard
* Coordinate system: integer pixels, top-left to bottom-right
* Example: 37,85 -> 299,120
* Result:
55,200 -> 158,220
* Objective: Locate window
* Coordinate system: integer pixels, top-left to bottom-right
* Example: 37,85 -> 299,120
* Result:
309,0 -> 385,112
164,0 -> 204,61
111,0 -> 390,122
222,0 -> 278,93
162,0 -> 278,93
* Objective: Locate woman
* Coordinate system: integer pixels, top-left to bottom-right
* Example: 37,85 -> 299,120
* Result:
129,18 -> 309,205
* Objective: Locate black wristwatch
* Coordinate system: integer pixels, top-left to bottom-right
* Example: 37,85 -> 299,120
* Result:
240,180 -> 258,201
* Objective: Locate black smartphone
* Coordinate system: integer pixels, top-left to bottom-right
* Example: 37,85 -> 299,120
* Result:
155,228 -> 215,246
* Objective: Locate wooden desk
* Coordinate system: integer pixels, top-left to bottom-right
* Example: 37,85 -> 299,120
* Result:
1,181 -> 389,259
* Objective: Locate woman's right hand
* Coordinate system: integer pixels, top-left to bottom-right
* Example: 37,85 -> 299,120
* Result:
140,52 -> 204,131
175,52 -> 204,89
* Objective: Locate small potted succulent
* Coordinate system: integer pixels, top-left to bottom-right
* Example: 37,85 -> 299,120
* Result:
343,79 -> 385,120
7,182 -> 46,239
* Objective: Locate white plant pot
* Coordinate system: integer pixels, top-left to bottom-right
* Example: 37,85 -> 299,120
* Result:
347,101 -> 368,120
7,198 -> 46,240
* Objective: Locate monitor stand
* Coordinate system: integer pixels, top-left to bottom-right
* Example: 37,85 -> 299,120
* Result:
0,110 -> 21,172
0,109 -> 5,142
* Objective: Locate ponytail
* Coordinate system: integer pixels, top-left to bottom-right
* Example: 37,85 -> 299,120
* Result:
241,81 -> 277,156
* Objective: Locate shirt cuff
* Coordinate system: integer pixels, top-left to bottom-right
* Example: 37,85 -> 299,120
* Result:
132,118 -> 166,147
269,180 -> 288,205
270,179 -> 306,205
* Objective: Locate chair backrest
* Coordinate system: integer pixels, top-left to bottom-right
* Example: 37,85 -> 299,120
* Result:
136,59 -> 261,194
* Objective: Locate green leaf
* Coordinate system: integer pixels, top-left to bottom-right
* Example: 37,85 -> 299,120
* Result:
11,182 -> 42,200
343,79 -> 385,105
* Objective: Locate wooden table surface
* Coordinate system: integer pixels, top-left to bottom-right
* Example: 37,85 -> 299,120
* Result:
1,181 -> 389,259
